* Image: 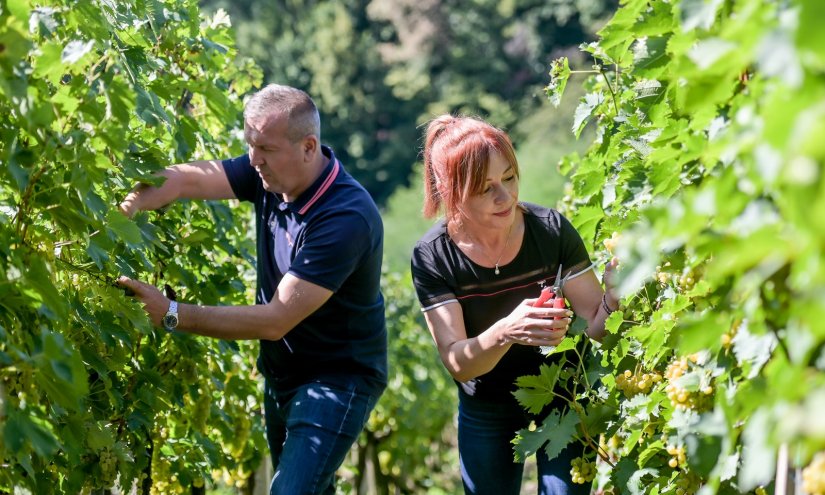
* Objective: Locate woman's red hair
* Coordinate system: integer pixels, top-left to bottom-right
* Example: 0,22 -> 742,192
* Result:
422,115 -> 519,220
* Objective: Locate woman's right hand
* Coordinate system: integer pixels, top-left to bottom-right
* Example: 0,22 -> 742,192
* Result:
498,299 -> 573,347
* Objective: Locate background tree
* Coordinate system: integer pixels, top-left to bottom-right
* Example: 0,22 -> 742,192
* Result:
199,0 -> 616,206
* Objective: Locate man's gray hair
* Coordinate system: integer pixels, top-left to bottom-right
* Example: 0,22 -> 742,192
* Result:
244,84 -> 321,143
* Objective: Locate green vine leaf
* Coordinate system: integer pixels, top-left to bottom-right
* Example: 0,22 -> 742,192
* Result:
546,57 -> 571,107
513,363 -> 563,415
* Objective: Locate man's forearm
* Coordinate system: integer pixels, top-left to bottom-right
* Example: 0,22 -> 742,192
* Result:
177,302 -> 287,341
120,168 -> 183,216
120,160 -> 233,216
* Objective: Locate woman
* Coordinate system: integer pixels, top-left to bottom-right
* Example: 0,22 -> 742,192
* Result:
410,115 -> 619,495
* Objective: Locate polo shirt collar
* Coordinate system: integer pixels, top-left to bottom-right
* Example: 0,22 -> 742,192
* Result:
279,145 -> 340,215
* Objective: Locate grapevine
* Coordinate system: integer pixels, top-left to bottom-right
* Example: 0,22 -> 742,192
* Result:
0,0 -> 267,492
517,0 -> 825,494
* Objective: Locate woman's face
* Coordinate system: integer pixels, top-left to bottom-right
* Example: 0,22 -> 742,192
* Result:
461,152 -> 519,229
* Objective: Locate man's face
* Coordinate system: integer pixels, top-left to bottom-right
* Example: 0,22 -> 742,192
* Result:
244,113 -> 307,196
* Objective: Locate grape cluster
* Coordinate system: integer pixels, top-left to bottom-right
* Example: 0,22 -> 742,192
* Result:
570,457 -> 596,484
802,452 -> 825,495
229,414 -> 252,458
674,471 -> 700,495
654,264 -> 696,291
655,264 -> 670,285
149,454 -> 184,495
615,368 -> 662,398
214,465 -> 253,489
98,448 -> 118,486
192,391 -> 211,433
666,444 -> 687,469
665,357 -> 713,411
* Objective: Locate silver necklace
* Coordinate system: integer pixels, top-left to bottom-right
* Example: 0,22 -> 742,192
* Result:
466,221 -> 514,275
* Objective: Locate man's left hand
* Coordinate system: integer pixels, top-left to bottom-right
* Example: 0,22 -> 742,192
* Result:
117,276 -> 170,327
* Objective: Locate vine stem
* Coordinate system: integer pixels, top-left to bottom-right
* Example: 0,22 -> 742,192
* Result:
599,67 -> 620,116
570,402 -> 616,468
14,163 -> 50,240
767,323 -> 792,363
21,237 -> 119,290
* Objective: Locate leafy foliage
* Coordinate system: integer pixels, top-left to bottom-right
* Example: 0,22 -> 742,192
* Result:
513,0 -> 825,493
348,271 -> 459,494
0,0 -> 267,492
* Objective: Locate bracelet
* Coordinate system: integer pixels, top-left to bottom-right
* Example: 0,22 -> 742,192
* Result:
602,293 -> 618,314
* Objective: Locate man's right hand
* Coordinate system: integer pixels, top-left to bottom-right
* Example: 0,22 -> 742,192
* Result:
118,161 -> 236,218
119,184 -> 149,218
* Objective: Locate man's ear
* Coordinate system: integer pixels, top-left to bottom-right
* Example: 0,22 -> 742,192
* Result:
302,135 -> 319,161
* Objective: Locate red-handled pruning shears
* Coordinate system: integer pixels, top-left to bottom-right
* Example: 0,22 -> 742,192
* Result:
533,265 -> 568,319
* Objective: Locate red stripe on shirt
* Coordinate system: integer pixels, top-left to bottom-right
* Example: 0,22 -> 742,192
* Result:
456,278 -> 551,300
299,159 -> 340,215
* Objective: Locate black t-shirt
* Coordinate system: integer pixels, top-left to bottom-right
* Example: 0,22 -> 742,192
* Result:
222,146 -> 387,396
411,202 -> 591,404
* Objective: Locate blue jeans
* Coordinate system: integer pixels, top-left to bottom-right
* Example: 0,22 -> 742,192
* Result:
264,379 -> 380,494
458,395 -> 589,495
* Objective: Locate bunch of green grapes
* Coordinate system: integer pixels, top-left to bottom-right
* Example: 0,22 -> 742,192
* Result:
666,444 -> 687,469
229,414 -> 251,459
654,264 -> 697,292
213,465 -> 253,489
674,470 -> 700,495
570,457 -> 596,484
98,448 -> 119,487
676,271 -> 695,291
655,263 -> 673,285
191,390 -> 212,433
149,453 -> 184,495
665,357 -> 713,411
615,367 -> 662,398
802,452 -> 825,495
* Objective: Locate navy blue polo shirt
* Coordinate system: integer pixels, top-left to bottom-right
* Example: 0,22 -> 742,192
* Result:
222,146 -> 387,395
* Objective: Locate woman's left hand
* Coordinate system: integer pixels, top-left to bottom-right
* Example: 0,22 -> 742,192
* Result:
603,257 -> 620,310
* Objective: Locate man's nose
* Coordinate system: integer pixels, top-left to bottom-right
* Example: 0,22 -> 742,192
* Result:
249,147 -> 262,167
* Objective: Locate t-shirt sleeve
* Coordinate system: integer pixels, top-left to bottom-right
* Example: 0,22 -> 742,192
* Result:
288,210 -> 376,292
221,154 -> 258,203
411,240 -> 458,311
556,211 -> 592,278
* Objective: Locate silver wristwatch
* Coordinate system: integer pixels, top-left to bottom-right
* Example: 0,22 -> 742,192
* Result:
162,300 -> 179,331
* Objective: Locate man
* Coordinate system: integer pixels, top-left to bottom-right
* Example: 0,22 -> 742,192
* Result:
118,84 -> 387,494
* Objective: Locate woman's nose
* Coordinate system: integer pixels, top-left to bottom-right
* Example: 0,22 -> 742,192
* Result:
493,184 -> 509,202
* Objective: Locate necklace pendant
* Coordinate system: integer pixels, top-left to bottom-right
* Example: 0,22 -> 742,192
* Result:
494,264 -> 500,275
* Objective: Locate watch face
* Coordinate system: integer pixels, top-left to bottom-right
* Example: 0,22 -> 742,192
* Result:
163,314 -> 179,330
